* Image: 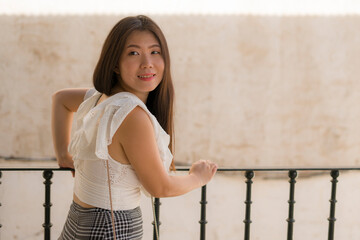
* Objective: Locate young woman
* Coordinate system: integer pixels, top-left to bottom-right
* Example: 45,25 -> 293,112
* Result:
52,15 -> 218,239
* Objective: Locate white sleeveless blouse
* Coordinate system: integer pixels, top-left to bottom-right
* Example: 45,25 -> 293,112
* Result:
68,89 -> 173,210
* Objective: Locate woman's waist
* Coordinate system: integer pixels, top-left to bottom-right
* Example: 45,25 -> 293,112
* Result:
73,193 -> 96,208
72,193 -> 141,211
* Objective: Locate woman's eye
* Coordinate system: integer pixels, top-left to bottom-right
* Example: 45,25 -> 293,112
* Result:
129,51 -> 139,56
152,51 -> 161,55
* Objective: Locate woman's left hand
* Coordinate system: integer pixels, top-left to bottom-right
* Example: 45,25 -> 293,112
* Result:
57,152 -> 75,177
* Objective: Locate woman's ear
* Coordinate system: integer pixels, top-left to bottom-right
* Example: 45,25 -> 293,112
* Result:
114,66 -> 120,74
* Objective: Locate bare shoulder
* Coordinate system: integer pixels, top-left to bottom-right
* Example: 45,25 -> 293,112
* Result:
118,106 -> 154,142
125,106 -> 151,124
121,106 -> 152,131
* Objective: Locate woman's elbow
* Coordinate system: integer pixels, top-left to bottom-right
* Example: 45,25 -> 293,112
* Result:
147,183 -> 173,198
151,192 -> 165,198
52,90 -> 65,104
148,189 -> 169,198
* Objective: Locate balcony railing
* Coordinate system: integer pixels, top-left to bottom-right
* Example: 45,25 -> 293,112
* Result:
1,167 -> 360,240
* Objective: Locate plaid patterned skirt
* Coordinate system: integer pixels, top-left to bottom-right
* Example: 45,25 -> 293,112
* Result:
59,201 -> 143,240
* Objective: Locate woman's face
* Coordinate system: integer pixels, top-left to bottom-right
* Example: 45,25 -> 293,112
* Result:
116,30 -> 165,102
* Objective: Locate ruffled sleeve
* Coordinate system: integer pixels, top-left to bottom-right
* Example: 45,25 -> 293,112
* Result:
95,94 -> 144,160
68,89 -> 101,160
84,88 -> 97,101
69,91 -> 173,174
95,92 -> 173,171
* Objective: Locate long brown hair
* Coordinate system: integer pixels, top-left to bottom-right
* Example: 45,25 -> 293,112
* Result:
93,15 -> 175,170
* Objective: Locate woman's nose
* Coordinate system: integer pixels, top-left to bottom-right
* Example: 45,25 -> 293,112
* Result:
140,54 -> 153,68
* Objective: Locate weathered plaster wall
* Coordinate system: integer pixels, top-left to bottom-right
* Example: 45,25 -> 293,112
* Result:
1,15 -> 360,167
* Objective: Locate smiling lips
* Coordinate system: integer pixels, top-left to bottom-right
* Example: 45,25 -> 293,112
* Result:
138,73 -> 156,81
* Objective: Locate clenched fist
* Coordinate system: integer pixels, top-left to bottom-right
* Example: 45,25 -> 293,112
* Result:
189,159 -> 218,187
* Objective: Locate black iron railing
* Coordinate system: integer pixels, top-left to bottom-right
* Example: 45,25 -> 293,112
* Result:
0,167 -> 359,240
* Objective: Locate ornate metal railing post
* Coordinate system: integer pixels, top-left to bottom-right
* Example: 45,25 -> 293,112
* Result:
199,185 -> 208,240
43,170 -> 53,240
244,170 -> 254,240
287,170 -> 297,240
152,198 -> 161,240
328,170 -> 339,240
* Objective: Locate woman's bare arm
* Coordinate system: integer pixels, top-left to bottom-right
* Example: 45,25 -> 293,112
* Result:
118,106 -> 218,198
51,88 -> 89,170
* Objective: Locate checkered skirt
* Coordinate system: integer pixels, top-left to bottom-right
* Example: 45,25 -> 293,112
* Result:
58,202 -> 143,240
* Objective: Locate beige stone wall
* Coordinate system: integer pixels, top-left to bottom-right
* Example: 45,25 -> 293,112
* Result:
1,15 -> 360,167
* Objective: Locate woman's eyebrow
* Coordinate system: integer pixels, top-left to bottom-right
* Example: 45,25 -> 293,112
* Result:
126,44 -> 161,49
